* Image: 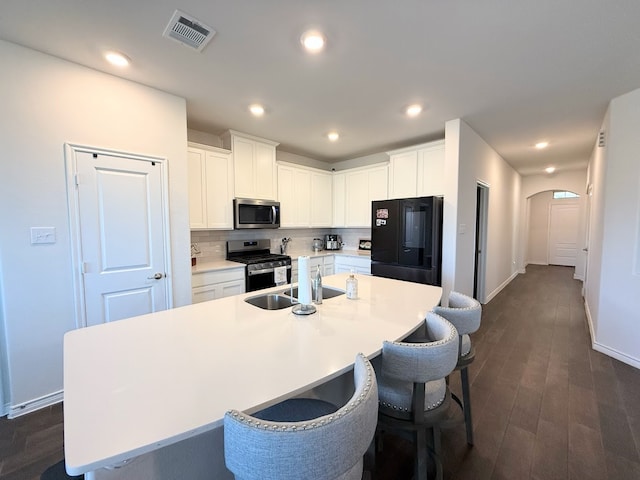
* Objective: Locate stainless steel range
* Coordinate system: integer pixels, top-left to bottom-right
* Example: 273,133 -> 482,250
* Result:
226,239 -> 292,292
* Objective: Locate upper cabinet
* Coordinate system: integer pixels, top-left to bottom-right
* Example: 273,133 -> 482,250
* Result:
387,140 -> 445,199
221,130 -> 279,200
188,143 -> 234,229
278,163 -> 332,228
334,163 -> 388,228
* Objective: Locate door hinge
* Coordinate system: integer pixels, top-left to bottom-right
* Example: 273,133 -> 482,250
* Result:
74,173 -> 80,186
81,262 -> 89,274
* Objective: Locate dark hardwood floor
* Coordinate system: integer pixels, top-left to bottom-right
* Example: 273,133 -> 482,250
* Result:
2,265 -> 640,479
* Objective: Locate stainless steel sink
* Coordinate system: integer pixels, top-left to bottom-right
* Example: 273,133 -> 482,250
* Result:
244,293 -> 297,310
283,286 -> 345,300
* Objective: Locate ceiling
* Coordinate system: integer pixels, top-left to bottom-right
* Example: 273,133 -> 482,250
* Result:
2,1 -> 640,175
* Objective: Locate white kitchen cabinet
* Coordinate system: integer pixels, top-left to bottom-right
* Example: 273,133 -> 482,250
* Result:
310,171 -> 333,227
344,164 -> 388,227
188,143 -> 234,229
221,130 -> 279,200
388,140 -> 445,199
332,172 -> 346,227
278,163 -> 332,228
192,268 -> 245,304
416,140 -> 445,197
334,255 -> 371,275
291,255 -> 334,283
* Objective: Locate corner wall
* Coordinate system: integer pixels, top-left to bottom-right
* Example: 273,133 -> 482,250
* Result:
585,88 -> 640,368
0,40 -> 191,415
444,119 -> 521,302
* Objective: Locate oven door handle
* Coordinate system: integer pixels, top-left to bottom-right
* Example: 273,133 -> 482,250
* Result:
248,265 -> 291,276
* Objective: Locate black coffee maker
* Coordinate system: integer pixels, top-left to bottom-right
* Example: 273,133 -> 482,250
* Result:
324,234 -> 342,250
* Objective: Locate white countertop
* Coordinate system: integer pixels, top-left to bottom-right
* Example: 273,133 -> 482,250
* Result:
191,251 -> 370,274
63,273 -> 441,475
191,259 -> 244,274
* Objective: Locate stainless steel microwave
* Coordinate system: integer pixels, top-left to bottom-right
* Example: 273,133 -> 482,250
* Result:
233,198 -> 281,229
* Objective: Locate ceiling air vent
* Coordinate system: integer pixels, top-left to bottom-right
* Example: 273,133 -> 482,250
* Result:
163,10 -> 215,52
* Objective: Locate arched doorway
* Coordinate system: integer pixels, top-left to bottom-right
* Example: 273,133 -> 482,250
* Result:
526,189 -> 580,267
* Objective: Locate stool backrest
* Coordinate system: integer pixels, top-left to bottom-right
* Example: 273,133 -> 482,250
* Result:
433,291 -> 481,336
224,353 -> 378,480
381,312 -> 458,384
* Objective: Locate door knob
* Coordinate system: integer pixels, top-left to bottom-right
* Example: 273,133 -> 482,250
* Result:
148,273 -> 163,280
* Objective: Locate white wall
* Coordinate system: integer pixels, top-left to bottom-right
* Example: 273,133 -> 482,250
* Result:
527,192 -> 553,264
0,40 -> 191,415
585,87 -> 640,368
444,119 -> 521,303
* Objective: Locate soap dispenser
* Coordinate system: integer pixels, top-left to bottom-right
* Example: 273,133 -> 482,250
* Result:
346,269 -> 358,299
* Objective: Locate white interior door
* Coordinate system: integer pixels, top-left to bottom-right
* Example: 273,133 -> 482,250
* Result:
74,149 -> 169,327
548,203 -> 579,266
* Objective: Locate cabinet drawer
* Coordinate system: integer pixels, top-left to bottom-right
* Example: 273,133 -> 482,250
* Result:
192,268 -> 245,288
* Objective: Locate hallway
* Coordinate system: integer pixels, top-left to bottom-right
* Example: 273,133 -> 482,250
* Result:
443,265 -> 640,479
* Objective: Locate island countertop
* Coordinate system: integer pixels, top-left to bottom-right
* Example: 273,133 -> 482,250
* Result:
63,273 -> 442,476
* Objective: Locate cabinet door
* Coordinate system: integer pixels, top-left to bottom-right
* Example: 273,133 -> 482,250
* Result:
278,165 -> 311,227
187,148 -> 207,229
345,166 -> 388,227
255,141 -> 277,200
388,151 -> 418,199
220,280 -> 245,298
205,150 -> 234,229
417,144 -> 445,197
332,172 -> 346,227
369,166 -> 388,203
233,136 -> 256,199
345,170 -> 369,227
310,172 -> 333,227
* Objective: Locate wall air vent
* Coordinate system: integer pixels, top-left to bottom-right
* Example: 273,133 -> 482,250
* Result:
163,10 -> 216,52
598,130 -> 606,147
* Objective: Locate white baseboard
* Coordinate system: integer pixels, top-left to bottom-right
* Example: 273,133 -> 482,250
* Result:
8,390 -> 63,419
592,342 -> 640,369
584,298 -> 596,343
485,270 -> 519,303
584,299 -> 640,369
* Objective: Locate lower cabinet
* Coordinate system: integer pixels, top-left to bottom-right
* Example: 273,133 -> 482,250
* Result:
291,255 -> 334,283
192,268 -> 245,304
334,255 -> 371,275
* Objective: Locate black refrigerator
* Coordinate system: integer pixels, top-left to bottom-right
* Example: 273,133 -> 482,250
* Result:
371,196 -> 443,286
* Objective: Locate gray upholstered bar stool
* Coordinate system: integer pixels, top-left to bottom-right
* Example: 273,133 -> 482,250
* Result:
433,290 -> 482,446
224,353 -> 378,480
375,312 -> 459,480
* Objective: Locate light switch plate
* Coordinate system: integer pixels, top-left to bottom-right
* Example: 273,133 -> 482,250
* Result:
31,227 -> 56,244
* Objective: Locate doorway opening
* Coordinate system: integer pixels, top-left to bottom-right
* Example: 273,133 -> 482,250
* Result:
474,183 -> 489,302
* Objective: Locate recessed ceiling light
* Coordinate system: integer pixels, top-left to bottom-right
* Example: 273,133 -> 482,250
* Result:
104,51 -> 130,67
327,131 -> 339,142
406,104 -> 422,117
300,30 -> 326,53
535,141 -> 549,149
545,166 -> 556,174
249,104 -> 265,116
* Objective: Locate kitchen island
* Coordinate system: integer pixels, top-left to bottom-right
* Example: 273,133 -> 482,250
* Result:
64,273 -> 442,479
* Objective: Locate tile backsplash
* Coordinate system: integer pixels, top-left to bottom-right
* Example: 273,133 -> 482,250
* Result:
191,228 -> 371,261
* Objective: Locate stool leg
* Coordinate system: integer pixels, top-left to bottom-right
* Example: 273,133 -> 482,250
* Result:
432,427 -> 443,480
416,428 -> 428,480
460,367 -> 474,445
